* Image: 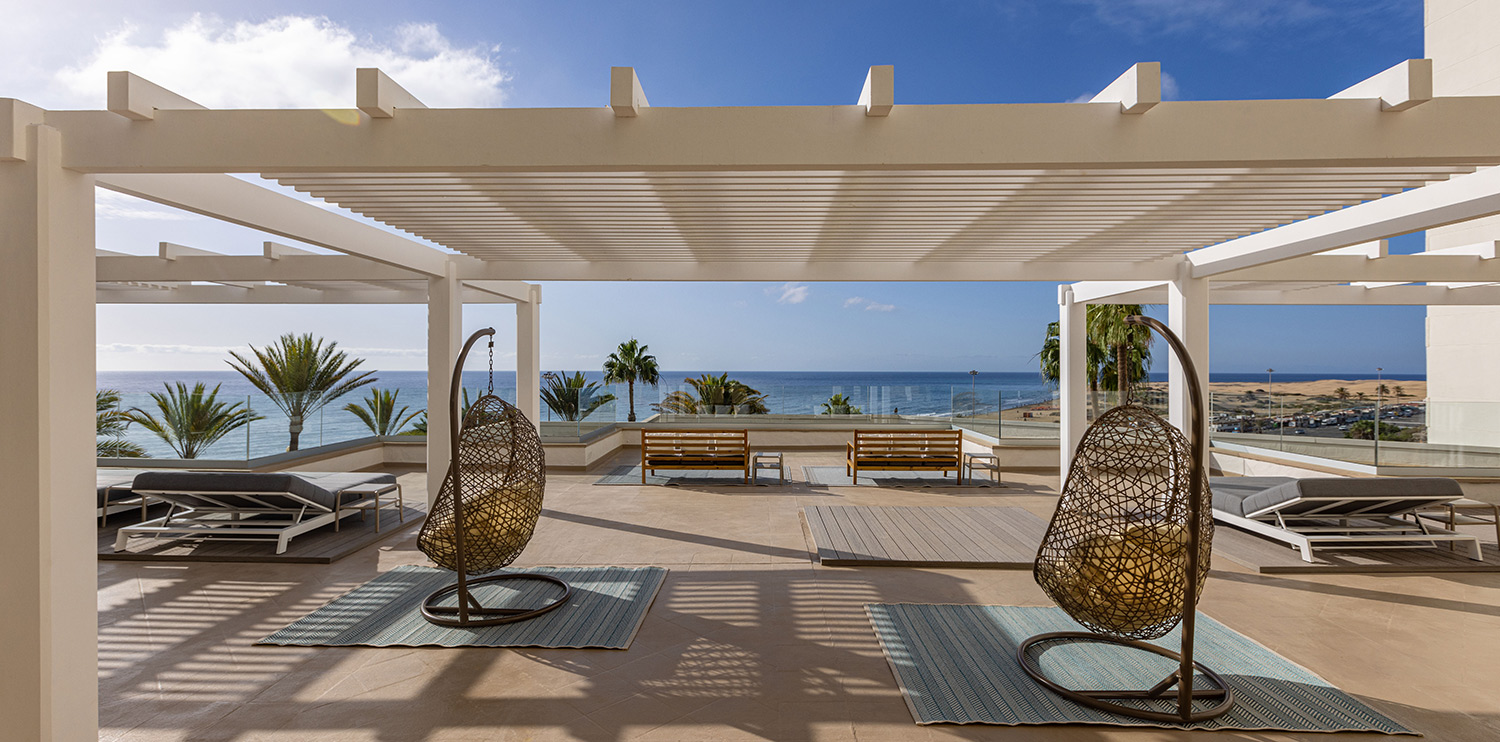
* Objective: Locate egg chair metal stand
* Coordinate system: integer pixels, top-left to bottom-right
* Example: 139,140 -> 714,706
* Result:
1018,315 -> 1233,724
418,327 -> 572,628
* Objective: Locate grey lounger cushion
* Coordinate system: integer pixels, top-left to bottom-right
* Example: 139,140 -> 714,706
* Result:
290,472 -> 397,494
131,471 -> 337,510
1209,476 -> 1463,518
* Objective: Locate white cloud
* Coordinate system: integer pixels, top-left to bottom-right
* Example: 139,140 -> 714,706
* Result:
1161,71 -> 1181,101
844,296 -> 896,312
95,190 -> 194,221
1068,0 -> 1332,36
54,15 -> 508,110
774,282 -> 810,305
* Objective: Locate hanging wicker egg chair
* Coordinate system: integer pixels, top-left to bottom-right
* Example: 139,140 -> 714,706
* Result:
1019,315 -> 1233,724
417,328 -> 570,628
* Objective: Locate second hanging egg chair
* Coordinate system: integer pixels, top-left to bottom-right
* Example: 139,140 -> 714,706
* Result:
1020,315 -> 1233,724
416,328 -> 571,628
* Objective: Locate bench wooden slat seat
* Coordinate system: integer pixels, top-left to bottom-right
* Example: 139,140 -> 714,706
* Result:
846,429 -> 964,484
641,429 -> 750,483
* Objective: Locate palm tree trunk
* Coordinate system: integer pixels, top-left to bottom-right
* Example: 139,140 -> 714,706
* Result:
628,381 -> 636,423
288,414 -> 303,452
1116,344 -> 1129,403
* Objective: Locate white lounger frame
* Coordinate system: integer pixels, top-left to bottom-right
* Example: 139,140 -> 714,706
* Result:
98,480 -> 153,528
115,488 -> 367,555
1214,494 -> 1483,563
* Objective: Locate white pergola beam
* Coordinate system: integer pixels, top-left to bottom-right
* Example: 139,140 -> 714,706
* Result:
1091,62 -> 1160,114
1319,239 -> 1387,257
96,285 -> 514,304
106,71 -> 204,121
858,65 -> 894,117
1,99 -> 44,161
356,68 -> 427,119
458,259 -> 1186,282
1070,279 -> 1170,304
1330,59 -> 1433,112
610,67 -> 649,118
1082,283 -> 1500,305
95,173 -> 481,278
1219,254 -> 1500,282
43,95 -> 1500,173
97,254 -> 418,283
1188,165 -> 1500,276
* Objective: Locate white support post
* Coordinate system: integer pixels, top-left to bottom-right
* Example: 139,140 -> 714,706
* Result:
1059,286 -> 1087,474
516,285 -> 542,431
426,261 -> 462,504
0,124 -> 98,741
610,67 -> 649,118
1168,267 -> 1210,467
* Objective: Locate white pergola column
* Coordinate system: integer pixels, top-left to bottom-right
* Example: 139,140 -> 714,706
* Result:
1058,286 -> 1088,473
516,285 -> 541,430
0,124 -> 98,741
1168,268 -> 1211,463
426,261 -> 461,503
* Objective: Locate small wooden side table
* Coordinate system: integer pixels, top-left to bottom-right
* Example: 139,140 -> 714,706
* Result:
963,452 -> 1002,486
1414,498 -> 1500,547
752,451 -> 785,484
335,482 -> 405,532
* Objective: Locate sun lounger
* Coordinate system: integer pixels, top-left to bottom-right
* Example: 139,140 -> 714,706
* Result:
97,469 -> 152,527
1210,476 -> 1482,562
117,470 -> 401,554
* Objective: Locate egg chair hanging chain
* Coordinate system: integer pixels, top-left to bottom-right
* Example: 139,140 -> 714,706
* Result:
488,337 -> 494,395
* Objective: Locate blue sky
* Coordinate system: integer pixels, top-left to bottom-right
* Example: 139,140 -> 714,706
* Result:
5,1 -> 1431,374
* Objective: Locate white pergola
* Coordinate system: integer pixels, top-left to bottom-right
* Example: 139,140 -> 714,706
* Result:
6,59 -> 1500,738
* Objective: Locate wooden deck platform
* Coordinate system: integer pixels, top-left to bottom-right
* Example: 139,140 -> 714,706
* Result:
99,503 -> 425,564
1213,523 -> 1500,574
803,505 -> 1047,568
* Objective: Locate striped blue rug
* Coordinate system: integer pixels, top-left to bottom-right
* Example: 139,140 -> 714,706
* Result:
867,603 -> 1414,733
259,565 -> 666,649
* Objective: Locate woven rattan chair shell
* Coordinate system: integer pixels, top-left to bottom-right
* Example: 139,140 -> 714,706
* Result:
1033,403 -> 1213,641
417,394 -> 547,575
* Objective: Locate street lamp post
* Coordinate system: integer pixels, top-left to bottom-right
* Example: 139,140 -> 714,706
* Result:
1375,367 -> 1383,468
1267,368 -> 1275,445
969,370 -> 978,419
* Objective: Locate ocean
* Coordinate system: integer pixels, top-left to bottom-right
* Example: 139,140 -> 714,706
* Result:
96,369 -> 1424,460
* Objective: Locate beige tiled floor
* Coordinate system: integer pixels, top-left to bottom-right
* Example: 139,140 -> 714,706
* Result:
99,451 -> 1500,740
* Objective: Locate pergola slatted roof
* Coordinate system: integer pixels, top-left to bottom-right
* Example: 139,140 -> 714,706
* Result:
271,166 -> 1475,264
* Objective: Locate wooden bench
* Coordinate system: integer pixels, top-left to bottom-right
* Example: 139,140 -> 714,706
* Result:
846,429 -> 964,484
641,429 -> 750,483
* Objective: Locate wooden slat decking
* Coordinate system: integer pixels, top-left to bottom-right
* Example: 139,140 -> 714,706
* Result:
99,503 -> 425,564
803,506 -> 1046,568
1213,524 -> 1500,574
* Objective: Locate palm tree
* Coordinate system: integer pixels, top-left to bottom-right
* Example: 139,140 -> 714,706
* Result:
1377,384 -> 1391,398
540,372 -> 617,421
401,410 -> 428,436
97,389 -> 146,458
344,389 -> 420,436
125,382 -> 260,459
602,338 -> 661,423
655,373 -> 769,415
1036,320 -> 1113,416
1334,387 -> 1351,401
1087,303 -> 1154,401
820,393 -> 862,415
1393,385 -> 1407,401
1355,391 -> 1368,403
227,333 -> 376,451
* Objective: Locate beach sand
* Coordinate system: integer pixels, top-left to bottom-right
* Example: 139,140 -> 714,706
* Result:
992,378 -> 1424,423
